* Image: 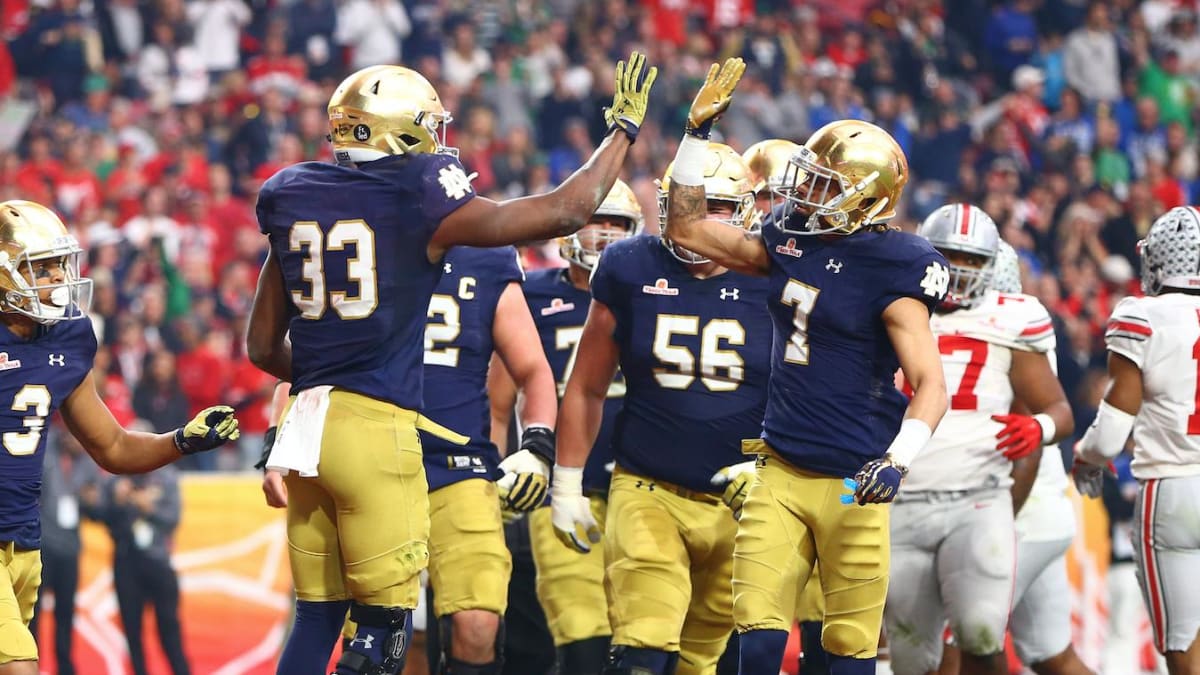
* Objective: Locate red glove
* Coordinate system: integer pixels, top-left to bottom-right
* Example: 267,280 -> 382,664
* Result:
992,414 -> 1043,460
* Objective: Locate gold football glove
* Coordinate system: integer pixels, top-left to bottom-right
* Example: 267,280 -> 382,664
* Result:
710,460 -> 756,519
686,57 -> 746,139
604,51 -> 658,143
174,405 -> 241,455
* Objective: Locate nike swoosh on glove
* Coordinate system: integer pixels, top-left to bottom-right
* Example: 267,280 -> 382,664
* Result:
992,414 -> 1043,460
710,461 -> 756,519
175,406 -> 240,455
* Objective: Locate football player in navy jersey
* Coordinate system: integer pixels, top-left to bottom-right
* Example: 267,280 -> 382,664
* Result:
741,139 -> 829,675
246,55 -> 657,675
549,144 -> 773,675
262,245 -> 558,674
489,179 -> 642,675
0,201 -> 240,675
658,60 -> 950,675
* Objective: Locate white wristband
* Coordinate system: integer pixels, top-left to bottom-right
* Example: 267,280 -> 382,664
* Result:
1033,413 -> 1056,445
884,418 -> 933,469
670,135 -> 709,186
552,464 -> 584,496
1076,400 -> 1136,465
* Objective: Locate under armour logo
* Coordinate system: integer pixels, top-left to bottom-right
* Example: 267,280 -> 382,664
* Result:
48,354 -> 66,366
720,288 -> 740,301
443,262 -> 452,274
825,258 -> 843,274
349,635 -> 375,650
635,480 -> 656,491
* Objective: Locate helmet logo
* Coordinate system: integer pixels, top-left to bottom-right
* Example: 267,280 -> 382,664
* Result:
353,124 -> 371,142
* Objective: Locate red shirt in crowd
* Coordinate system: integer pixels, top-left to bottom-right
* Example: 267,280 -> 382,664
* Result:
176,344 -> 229,416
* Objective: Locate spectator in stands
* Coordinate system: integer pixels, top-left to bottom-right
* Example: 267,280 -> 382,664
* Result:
334,0 -> 410,71
1064,2 -> 1121,104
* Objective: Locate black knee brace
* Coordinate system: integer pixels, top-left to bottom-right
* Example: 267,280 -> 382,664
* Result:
335,604 -> 412,675
558,635 -> 611,675
602,645 -> 680,675
437,615 -> 505,675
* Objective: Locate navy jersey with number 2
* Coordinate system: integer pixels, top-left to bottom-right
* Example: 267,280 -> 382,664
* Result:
256,153 -> 476,409
758,219 -> 948,477
591,235 -> 772,493
421,246 -> 523,490
0,318 -> 97,549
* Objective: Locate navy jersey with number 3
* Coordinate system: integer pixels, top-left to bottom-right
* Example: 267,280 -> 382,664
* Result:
591,236 -> 772,493
0,319 -> 97,549
256,153 -> 476,409
523,268 -> 624,494
421,246 -> 523,490
759,218 -> 948,477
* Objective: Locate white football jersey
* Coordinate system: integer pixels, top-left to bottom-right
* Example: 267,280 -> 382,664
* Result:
905,290 -> 1056,492
1106,294 -> 1200,480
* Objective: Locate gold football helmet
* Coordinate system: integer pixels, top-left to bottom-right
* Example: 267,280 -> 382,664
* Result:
559,179 -> 643,270
658,141 -> 757,264
0,200 -> 92,324
774,120 -> 908,236
743,139 -> 802,196
328,65 -> 455,165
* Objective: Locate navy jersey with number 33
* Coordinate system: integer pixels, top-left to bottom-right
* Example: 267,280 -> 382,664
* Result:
256,153 -> 476,409
591,236 -> 772,493
421,246 -> 523,490
0,318 -> 97,549
759,218 -> 948,477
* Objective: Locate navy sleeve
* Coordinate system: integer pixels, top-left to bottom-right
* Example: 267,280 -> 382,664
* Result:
419,154 -> 477,226
873,235 -> 949,315
493,246 -> 524,285
255,177 -> 276,235
589,244 -> 621,310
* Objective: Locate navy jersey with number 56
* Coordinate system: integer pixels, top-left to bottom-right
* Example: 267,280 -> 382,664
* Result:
0,318 -> 97,549
523,268 -> 624,494
759,217 -> 948,477
591,236 -> 772,494
256,153 -> 476,409
421,246 -> 523,491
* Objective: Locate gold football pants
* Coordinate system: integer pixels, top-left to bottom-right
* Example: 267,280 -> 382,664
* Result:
0,541 -> 40,664
732,442 -> 889,658
529,495 -> 611,646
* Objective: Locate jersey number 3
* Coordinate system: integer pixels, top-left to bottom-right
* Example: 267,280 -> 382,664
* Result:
290,220 -> 378,320
3,385 -> 51,456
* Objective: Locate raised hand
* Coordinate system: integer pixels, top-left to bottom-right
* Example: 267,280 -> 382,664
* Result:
686,57 -> 747,139
604,51 -> 659,143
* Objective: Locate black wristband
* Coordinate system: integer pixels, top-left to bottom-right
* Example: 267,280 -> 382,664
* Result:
254,426 -> 278,471
519,426 -> 555,466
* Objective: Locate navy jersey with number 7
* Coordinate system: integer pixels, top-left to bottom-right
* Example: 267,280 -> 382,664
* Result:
256,153 -> 476,409
421,246 -> 524,491
523,268 -> 624,494
758,219 -> 949,477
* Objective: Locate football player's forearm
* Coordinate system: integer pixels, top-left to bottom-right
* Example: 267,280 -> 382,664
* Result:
1009,449 -> 1041,515
513,361 -> 557,429
91,430 -> 181,475
1034,400 -> 1074,444
526,132 -> 631,241
556,387 -> 603,469
666,182 -> 708,250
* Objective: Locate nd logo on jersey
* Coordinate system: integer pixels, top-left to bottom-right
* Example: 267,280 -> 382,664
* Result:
921,261 -> 950,298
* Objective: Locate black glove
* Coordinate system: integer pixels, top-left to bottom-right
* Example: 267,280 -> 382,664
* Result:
174,406 -> 240,455
254,426 -> 278,471
519,425 -> 556,467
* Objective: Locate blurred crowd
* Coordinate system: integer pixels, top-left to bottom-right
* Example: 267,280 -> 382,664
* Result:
1,0 -> 1198,473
